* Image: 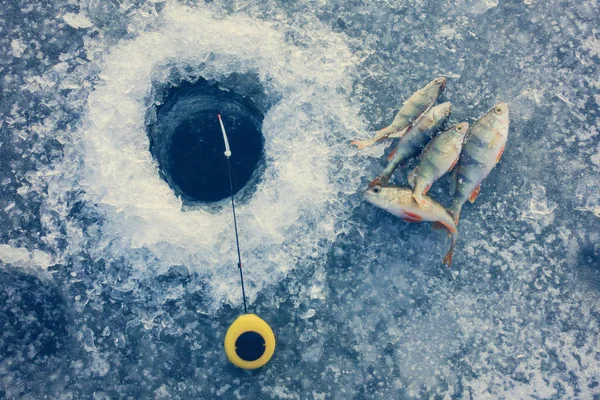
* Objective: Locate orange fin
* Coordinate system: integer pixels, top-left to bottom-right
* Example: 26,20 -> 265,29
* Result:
496,145 -> 505,163
468,185 -> 480,203
387,148 -> 397,161
402,216 -> 422,223
449,156 -> 459,171
443,250 -> 453,268
351,140 -> 370,150
433,220 -> 456,234
404,211 -> 423,221
423,184 -> 431,195
413,195 -> 428,206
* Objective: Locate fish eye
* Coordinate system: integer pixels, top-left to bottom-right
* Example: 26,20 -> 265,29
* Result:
494,105 -> 503,114
372,185 -> 381,193
456,125 -> 463,132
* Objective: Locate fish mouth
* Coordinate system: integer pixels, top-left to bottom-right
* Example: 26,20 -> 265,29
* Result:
456,122 -> 469,134
361,188 -> 376,204
362,181 -> 383,202
435,76 -> 447,90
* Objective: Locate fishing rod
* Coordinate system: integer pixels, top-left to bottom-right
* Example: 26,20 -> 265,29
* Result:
219,114 -> 276,370
218,114 -> 248,314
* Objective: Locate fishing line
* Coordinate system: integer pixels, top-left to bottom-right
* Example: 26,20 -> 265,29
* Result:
220,114 -> 276,370
218,114 -> 248,314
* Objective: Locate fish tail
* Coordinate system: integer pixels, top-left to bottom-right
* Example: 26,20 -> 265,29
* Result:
350,139 -> 373,150
350,131 -> 382,149
443,225 -> 458,268
443,245 -> 455,268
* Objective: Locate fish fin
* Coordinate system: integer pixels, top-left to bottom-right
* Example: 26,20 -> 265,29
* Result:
412,193 -> 428,206
468,185 -> 481,203
402,216 -> 422,223
496,145 -> 505,163
407,167 -> 418,188
387,147 -> 397,161
434,220 -> 457,235
423,183 -> 431,195
404,211 -> 423,221
443,249 -> 454,268
442,222 -> 457,268
450,168 -> 458,197
449,156 -> 459,172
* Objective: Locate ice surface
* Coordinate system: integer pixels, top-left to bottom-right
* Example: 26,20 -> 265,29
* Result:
1,0 -> 600,398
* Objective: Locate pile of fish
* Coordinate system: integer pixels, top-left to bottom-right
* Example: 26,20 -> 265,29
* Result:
354,77 -> 510,267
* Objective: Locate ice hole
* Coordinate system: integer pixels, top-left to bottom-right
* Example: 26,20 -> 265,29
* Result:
147,76 -> 265,204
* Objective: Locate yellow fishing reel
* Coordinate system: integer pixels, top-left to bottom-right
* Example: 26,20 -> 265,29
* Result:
224,314 -> 276,369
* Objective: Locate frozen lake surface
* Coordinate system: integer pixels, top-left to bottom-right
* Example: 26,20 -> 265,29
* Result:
1,0 -> 599,398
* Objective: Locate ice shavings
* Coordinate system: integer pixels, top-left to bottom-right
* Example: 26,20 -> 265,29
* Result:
10,39 -> 26,58
573,175 -> 600,217
528,184 -> 558,216
0,244 -> 54,270
44,4 -> 367,308
468,0 -> 499,14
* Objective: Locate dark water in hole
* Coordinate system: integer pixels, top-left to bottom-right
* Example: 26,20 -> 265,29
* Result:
149,78 -> 265,204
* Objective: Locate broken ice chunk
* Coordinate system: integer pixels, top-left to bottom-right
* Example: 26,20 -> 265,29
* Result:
63,12 -> 94,29
529,185 -> 558,215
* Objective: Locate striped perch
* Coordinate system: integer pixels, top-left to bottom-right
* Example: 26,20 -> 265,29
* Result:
408,122 -> 469,206
351,77 -> 447,149
370,102 -> 452,187
362,185 -> 458,267
448,103 -> 509,224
